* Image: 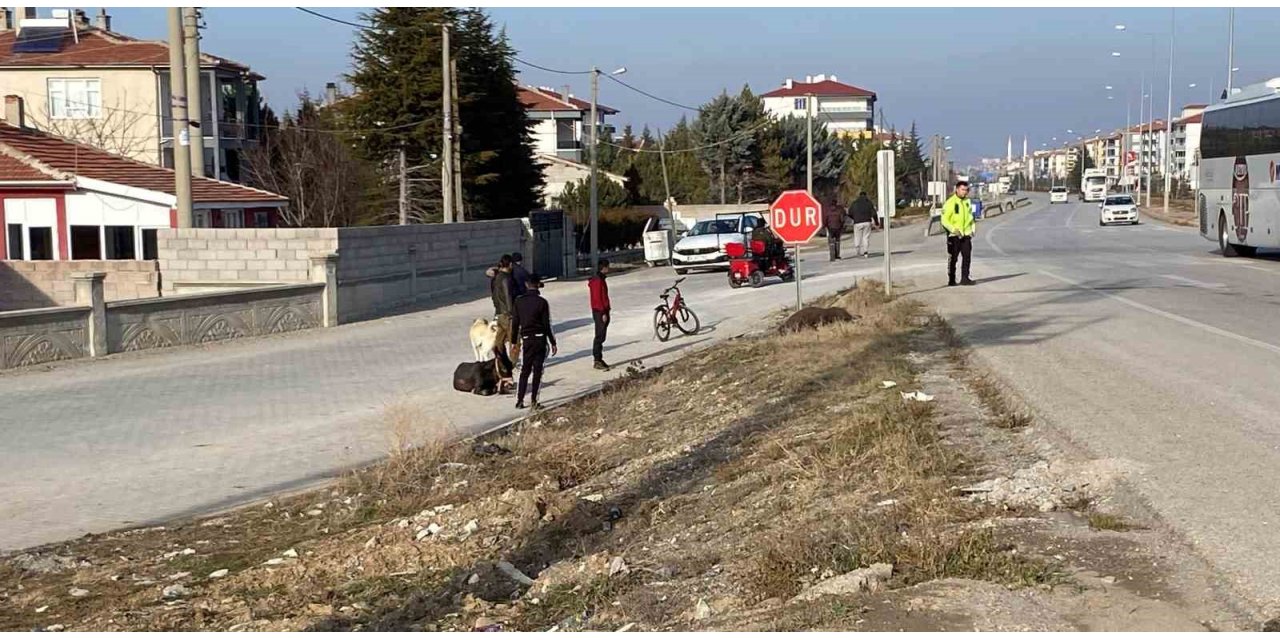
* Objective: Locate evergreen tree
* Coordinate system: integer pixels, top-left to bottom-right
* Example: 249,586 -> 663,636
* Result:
692,88 -> 764,204
840,138 -> 883,202
760,115 -> 848,202
897,122 -> 928,203
1067,144 -> 1096,192
344,8 -> 542,222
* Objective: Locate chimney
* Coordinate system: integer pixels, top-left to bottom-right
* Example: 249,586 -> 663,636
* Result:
14,6 -> 34,33
783,78 -> 793,90
73,8 -> 88,29
324,82 -> 338,106
804,75 -> 813,83
813,73 -> 826,83
5,95 -> 26,128
94,7 -> 110,30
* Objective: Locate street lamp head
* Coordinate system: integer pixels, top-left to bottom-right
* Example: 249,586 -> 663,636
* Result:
1111,51 -> 1122,57
1105,85 -> 1113,90
1231,67 -> 1240,72
1114,24 -> 1126,30
1188,83 -> 1197,88
611,67 -> 627,75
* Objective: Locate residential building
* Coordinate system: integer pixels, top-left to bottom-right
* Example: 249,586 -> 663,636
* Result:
517,84 -> 624,206
1172,104 -> 1206,189
0,8 -> 265,183
0,95 -> 286,261
518,84 -> 617,164
761,74 -> 877,138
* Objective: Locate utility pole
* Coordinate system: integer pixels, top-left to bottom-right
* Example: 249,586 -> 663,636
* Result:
1163,8 -> 1175,214
398,147 -> 408,225
167,8 -> 193,228
451,56 -> 463,222
805,93 -> 814,194
1226,8 -> 1235,98
589,66 -> 600,273
440,22 -> 454,223
182,7 -> 203,177
657,128 -> 675,267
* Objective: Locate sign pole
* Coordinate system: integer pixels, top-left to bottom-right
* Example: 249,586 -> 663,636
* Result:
877,150 -> 896,296
794,243 -> 802,310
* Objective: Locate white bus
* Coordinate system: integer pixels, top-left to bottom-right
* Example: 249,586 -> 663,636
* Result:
1082,168 -> 1108,202
1198,78 -> 1280,257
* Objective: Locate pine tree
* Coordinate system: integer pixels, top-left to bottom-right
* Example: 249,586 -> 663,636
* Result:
692,88 -> 763,204
760,116 -> 848,202
344,8 -> 542,222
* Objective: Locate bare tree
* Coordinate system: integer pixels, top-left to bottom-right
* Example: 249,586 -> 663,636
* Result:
243,95 -> 378,228
31,90 -> 154,161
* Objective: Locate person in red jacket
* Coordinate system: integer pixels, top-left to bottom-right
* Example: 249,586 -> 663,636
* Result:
588,259 -> 611,370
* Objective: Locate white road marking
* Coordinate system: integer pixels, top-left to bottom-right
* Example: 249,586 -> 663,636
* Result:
1159,274 -> 1227,290
1065,203 -> 1085,228
1039,269 -> 1280,358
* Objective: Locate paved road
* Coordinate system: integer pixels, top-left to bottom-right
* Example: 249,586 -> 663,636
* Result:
916,195 -> 1280,615
0,228 -> 943,551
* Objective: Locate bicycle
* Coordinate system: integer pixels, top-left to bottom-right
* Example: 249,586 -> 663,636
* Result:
653,277 -> 700,342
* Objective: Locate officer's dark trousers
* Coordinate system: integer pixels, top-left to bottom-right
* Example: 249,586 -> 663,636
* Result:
947,235 -> 972,284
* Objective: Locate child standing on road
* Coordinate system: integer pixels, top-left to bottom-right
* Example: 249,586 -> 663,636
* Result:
589,260 -> 612,371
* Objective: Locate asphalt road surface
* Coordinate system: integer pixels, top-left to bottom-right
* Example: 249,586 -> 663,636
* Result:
917,194 -> 1280,615
0,228 -> 940,552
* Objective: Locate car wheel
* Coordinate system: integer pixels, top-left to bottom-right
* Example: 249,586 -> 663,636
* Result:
1099,219 -> 1105,226
1220,213 -> 1242,257
675,268 -> 688,275
749,270 -> 764,288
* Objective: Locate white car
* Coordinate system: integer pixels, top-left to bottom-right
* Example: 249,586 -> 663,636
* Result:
1098,194 -> 1139,226
1049,186 -> 1069,204
670,214 -> 765,274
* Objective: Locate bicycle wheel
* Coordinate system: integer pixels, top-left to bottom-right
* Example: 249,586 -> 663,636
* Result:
653,308 -> 671,342
675,306 -> 700,335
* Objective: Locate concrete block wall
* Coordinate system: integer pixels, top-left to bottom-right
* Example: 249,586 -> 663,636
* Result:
0,260 -> 160,312
334,219 -> 529,322
156,228 -> 339,292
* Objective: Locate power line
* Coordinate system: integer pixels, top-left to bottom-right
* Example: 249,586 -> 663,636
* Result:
512,57 -> 592,76
602,74 -> 700,111
295,7 -> 370,30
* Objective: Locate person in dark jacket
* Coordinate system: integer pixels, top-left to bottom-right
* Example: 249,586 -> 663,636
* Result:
512,274 -> 557,410
848,191 -> 877,258
823,200 -> 851,261
588,259 -> 611,370
487,255 -> 518,374
511,252 -> 530,297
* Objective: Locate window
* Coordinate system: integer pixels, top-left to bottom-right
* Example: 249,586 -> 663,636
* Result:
224,149 -> 240,183
254,210 -> 270,228
193,210 -> 210,228
794,97 -> 807,111
141,229 -> 158,260
47,78 -> 101,119
222,209 -> 245,228
70,225 -> 101,260
27,227 -> 53,260
1201,97 -> 1280,159
6,224 -> 21,259
105,225 -> 136,259
555,120 -> 578,148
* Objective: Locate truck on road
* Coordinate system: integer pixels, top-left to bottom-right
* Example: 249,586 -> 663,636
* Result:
1081,168 -> 1108,202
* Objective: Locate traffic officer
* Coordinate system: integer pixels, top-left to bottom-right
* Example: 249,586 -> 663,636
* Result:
942,181 -> 976,287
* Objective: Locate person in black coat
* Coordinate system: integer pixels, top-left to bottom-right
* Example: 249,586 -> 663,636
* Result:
512,274 -> 557,410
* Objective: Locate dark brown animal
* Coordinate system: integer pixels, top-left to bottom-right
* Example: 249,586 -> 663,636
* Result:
453,359 -> 512,396
778,306 -> 857,333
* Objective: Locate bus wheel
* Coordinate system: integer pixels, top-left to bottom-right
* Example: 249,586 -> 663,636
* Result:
1219,213 -> 1257,257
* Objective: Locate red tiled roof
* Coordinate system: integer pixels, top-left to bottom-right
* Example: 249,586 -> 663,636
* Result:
762,79 -> 875,98
0,152 -> 54,181
0,123 -> 286,205
0,28 -> 261,78
518,85 -> 618,115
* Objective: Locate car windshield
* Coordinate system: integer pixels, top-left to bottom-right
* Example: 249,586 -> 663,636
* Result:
688,219 -> 739,236
1051,187 -> 1067,193
1105,196 -> 1134,206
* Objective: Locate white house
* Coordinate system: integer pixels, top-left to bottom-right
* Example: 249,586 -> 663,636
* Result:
761,74 -> 877,138
1,95 -> 286,262
517,84 -> 623,206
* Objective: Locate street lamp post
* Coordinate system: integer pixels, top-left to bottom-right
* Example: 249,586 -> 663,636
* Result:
589,66 -> 627,274
1163,9 -> 1176,214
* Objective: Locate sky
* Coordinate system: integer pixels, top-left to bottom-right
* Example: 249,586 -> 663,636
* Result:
103,6 -> 1278,163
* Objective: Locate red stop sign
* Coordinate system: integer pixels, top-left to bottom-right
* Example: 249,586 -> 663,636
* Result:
768,189 -> 822,244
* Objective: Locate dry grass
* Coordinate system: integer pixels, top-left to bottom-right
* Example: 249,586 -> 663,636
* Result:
1087,512 -> 1136,532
